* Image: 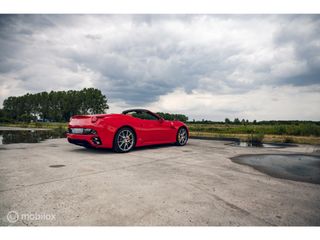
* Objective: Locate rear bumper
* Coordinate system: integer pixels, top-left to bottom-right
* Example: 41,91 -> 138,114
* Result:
67,138 -> 92,147
67,133 -> 104,148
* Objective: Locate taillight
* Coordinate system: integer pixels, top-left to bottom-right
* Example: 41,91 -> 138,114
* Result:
83,128 -> 97,135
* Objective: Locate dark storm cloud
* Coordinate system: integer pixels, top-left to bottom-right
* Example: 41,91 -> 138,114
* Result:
272,15 -> 320,86
0,14 -> 320,111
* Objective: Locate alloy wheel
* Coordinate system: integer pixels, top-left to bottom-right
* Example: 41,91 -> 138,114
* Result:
117,129 -> 135,152
178,128 -> 188,145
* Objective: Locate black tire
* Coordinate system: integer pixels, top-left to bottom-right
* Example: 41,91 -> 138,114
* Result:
176,127 -> 188,146
113,127 -> 136,153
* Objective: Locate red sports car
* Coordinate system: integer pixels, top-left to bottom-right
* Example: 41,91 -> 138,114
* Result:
67,109 -> 189,153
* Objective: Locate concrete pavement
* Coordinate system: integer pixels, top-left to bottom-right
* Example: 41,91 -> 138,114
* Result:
0,138 -> 319,226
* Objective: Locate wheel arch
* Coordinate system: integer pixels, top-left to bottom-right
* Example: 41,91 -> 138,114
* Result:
177,125 -> 189,137
176,125 -> 189,146
112,125 -> 138,148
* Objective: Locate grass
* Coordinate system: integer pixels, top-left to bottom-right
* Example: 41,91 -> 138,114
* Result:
188,123 -> 320,136
189,131 -> 320,145
1,122 -> 320,145
187,122 -> 320,145
0,122 -> 68,130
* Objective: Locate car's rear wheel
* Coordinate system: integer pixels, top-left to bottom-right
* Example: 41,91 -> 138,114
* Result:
113,127 -> 135,153
176,127 -> 188,146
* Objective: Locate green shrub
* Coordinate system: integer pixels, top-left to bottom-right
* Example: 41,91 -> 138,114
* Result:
283,136 -> 294,143
0,117 -> 14,123
247,133 -> 264,146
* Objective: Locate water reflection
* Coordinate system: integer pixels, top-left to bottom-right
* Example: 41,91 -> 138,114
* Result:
229,141 -> 296,148
0,129 -> 66,144
231,154 -> 320,184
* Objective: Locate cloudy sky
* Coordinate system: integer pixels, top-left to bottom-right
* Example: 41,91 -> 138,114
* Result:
0,14 -> 319,120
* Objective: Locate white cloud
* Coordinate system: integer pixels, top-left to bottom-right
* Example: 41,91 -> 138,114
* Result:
0,15 -> 319,120
148,85 -> 320,121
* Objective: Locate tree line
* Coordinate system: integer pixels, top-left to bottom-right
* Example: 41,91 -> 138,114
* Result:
156,112 -> 188,122
0,88 -> 108,122
0,88 -> 190,123
189,118 -> 320,126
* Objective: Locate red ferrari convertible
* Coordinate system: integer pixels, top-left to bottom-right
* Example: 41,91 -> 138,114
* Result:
67,109 -> 189,153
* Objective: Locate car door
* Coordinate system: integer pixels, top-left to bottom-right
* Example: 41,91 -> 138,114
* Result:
157,119 -> 177,142
142,118 -> 176,143
131,111 -> 176,144
130,111 -> 160,144
139,118 -> 162,143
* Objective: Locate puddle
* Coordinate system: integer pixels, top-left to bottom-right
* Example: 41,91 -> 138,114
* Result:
0,129 -> 66,144
231,154 -> 320,184
49,164 -> 66,168
228,141 -> 297,148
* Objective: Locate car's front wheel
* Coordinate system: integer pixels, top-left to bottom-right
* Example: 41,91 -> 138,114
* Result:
176,127 -> 188,146
113,127 -> 135,153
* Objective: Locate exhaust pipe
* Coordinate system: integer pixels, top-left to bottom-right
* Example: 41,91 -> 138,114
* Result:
92,137 -> 102,145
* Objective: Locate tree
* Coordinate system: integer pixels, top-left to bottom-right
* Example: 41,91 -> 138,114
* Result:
234,118 -> 240,124
157,112 -> 188,122
0,108 -> 12,122
225,118 -> 231,124
2,88 -> 109,122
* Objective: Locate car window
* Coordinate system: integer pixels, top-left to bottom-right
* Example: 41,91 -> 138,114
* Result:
127,111 -> 158,120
